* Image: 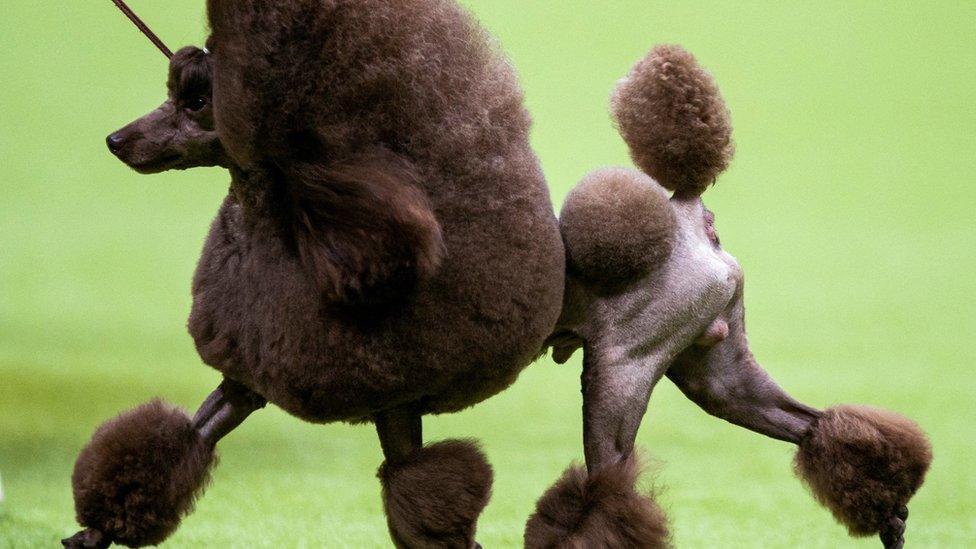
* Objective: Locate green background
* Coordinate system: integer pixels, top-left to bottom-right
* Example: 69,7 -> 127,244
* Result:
1,1 -> 974,547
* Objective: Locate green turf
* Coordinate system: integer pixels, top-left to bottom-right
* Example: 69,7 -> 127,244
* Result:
1,1 -> 974,547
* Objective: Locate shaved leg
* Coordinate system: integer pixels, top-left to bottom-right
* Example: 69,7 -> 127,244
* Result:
666,292 -> 820,443
375,406 -> 423,463
525,339 -> 671,548
666,342 -> 820,444
582,341 -> 667,472
194,377 -> 267,445
667,295 -> 923,549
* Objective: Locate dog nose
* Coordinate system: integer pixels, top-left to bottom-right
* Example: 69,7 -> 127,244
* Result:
106,133 -> 126,153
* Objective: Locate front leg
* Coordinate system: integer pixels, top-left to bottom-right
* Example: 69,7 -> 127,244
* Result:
193,377 -> 267,444
63,378 -> 265,548
374,406 -> 492,549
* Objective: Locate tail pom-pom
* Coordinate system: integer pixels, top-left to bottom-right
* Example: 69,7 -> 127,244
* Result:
794,405 -> 932,536
612,44 -> 733,196
71,400 -> 216,547
525,455 -> 670,548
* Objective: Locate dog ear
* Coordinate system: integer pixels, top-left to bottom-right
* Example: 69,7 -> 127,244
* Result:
282,149 -> 445,307
167,47 -> 211,100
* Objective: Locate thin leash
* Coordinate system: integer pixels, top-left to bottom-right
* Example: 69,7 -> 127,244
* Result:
110,0 -> 173,59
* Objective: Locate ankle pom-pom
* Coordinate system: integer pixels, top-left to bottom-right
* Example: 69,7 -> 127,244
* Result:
71,399 -> 216,547
794,405 -> 932,536
525,455 -> 670,548
378,439 -> 493,548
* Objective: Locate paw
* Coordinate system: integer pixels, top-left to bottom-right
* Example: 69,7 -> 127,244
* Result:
62,528 -> 110,549
880,506 -> 909,549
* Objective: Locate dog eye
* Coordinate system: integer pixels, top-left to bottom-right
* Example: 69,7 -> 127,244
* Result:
185,97 -> 208,112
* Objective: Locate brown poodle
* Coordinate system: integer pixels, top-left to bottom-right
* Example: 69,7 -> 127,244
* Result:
525,45 -> 931,549
65,3 -> 931,547
66,1 -> 563,547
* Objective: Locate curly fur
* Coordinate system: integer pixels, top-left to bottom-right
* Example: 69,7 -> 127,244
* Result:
612,44 -> 734,196
525,456 -> 670,548
560,167 -> 674,291
189,0 -> 564,422
794,405 -> 932,536
378,440 -> 493,548
166,47 -> 212,102
71,400 -> 215,547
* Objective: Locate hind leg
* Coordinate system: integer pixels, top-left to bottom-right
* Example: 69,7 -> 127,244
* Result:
375,407 -> 492,549
63,378 -> 265,548
666,344 -> 820,444
526,342 -> 671,548
581,344 -> 666,471
667,307 -> 930,549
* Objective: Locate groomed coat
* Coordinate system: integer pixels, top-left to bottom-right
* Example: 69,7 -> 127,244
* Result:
192,0 -> 565,422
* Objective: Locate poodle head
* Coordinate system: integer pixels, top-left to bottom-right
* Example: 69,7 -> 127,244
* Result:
107,46 -> 227,174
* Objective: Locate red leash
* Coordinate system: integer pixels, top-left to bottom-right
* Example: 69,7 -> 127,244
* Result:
110,0 -> 173,59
